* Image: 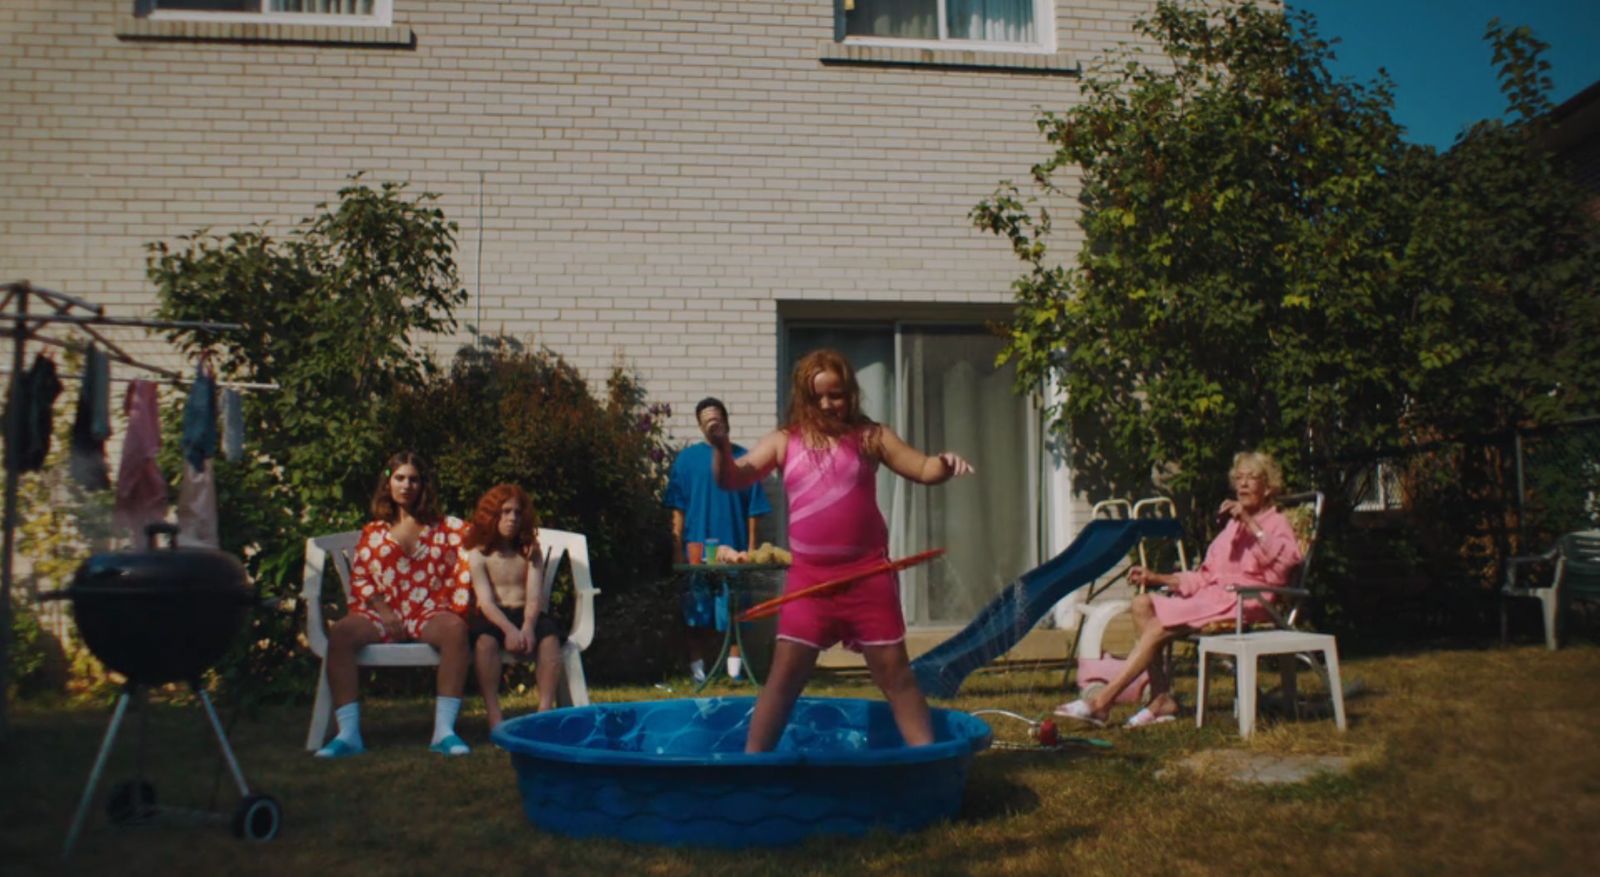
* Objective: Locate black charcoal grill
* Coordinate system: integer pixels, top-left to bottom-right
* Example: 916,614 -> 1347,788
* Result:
42,523 -> 282,856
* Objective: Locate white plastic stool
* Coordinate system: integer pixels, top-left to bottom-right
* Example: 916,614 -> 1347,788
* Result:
1196,630 -> 1346,738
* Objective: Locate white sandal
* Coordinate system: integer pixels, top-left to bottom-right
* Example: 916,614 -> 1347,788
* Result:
1124,707 -> 1177,729
1052,699 -> 1107,728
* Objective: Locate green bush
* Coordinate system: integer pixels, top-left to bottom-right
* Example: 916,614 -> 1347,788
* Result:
151,175 -> 467,704
396,337 -> 680,684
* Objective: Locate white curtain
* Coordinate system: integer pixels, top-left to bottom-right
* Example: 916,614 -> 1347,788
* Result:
947,0 -> 1036,43
846,0 -> 939,40
270,0 -> 373,13
899,327 -> 1036,624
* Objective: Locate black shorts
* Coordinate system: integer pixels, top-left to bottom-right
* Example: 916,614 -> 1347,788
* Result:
468,606 -> 564,647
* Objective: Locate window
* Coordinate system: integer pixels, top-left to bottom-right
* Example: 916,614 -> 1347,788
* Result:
139,0 -> 392,25
1352,461 -> 1405,512
838,0 -> 1050,50
783,322 -> 1043,628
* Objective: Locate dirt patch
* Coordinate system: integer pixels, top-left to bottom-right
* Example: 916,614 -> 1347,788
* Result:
1161,749 -> 1354,785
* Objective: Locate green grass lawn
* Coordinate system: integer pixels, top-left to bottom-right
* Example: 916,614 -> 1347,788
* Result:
4,644 -> 1598,876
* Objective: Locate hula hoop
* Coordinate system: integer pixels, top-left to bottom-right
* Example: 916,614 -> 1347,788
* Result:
735,548 -> 946,623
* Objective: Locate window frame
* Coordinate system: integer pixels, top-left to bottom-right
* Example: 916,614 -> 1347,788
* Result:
835,0 -> 1057,55
141,0 -> 393,28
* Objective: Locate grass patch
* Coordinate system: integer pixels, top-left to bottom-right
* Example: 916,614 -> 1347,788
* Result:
4,645 -> 1599,875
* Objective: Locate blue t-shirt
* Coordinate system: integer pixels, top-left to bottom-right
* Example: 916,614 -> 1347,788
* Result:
663,442 -> 772,550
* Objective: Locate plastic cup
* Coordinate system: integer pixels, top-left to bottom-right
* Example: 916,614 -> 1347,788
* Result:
704,538 -> 720,564
687,542 -> 704,564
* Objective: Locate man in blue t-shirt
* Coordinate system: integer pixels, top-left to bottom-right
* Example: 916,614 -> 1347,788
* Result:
664,397 -> 772,682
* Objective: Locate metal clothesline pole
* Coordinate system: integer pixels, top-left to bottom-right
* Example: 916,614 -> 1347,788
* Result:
0,279 -> 239,744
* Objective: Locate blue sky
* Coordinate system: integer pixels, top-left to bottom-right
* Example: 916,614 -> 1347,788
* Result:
1289,1 -> 1600,148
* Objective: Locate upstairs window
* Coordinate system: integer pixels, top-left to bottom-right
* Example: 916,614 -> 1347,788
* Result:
139,0 -> 392,25
839,0 -> 1050,50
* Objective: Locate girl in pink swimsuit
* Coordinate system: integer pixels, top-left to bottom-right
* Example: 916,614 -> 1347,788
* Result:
707,349 -> 974,753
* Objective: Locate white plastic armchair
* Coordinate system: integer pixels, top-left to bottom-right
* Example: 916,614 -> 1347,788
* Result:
301,527 -> 601,750
1502,529 -> 1600,650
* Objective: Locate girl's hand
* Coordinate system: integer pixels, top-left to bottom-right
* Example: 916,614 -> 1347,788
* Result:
1129,566 -> 1150,588
939,452 -> 975,477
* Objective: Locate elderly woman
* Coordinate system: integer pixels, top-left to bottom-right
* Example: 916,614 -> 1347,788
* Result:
1057,451 -> 1304,728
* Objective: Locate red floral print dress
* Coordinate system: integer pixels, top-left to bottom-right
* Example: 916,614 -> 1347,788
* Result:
348,516 -> 471,641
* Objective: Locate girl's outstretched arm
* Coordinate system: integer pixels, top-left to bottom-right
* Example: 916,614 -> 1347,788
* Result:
877,426 -> 974,485
708,423 -> 784,490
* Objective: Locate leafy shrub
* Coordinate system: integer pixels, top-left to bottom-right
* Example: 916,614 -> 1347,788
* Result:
396,337 -> 680,684
150,175 -> 467,703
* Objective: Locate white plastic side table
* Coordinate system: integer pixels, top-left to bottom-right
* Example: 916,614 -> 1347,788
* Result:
1196,630 -> 1347,738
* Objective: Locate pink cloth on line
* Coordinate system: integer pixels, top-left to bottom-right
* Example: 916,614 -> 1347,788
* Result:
1149,506 -> 1303,629
113,380 -> 168,541
777,429 -> 905,651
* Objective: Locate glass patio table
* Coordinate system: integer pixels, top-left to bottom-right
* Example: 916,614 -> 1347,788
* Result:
671,562 -> 788,692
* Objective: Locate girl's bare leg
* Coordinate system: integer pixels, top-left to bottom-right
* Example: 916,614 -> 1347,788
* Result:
745,640 -> 819,753
473,635 -> 505,729
862,642 -> 933,746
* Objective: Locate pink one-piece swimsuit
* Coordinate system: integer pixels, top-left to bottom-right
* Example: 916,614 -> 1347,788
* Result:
777,429 -> 907,651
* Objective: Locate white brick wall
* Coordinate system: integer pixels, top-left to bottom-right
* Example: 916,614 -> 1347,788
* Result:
1,0 -> 1155,508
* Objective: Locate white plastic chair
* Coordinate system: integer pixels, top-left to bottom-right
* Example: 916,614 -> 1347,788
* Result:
1502,529 -> 1600,650
301,527 -> 600,750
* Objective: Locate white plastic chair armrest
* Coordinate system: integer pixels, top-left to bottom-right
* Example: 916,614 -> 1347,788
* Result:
302,537 -> 331,659
1504,548 -> 1560,591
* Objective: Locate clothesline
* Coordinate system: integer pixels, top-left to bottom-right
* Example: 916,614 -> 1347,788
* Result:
0,368 -> 279,392
3,279 -> 245,739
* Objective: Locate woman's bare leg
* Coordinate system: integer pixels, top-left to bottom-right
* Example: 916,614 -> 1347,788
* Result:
420,613 -> 470,699
745,640 -> 819,753
1087,610 -> 1184,718
1130,595 -> 1172,699
327,615 -> 384,708
862,642 -> 933,747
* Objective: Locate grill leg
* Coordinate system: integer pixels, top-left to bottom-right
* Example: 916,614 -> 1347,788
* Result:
63,690 -> 132,859
196,689 -> 251,797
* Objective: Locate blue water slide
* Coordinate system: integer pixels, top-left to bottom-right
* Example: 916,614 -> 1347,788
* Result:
911,518 -> 1184,698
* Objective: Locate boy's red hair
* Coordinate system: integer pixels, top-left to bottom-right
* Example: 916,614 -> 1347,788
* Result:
462,483 -> 539,555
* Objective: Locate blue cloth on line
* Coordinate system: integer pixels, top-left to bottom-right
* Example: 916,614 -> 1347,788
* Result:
180,363 -> 217,470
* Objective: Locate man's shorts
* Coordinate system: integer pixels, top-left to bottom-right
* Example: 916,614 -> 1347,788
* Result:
681,574 -> 731,632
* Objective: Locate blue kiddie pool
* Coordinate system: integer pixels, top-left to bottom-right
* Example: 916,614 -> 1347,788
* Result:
492,696 -> 992,847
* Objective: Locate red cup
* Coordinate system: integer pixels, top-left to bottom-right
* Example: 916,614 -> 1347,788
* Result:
687,542 -> 704,564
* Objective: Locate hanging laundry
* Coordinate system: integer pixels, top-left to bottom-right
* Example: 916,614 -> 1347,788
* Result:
176,459 -> 219,549
114,380 -> 168,540
221,388 -> 244,462
180,360 -> 217,472
69,344 -> 112,490
4,354 -> 63,473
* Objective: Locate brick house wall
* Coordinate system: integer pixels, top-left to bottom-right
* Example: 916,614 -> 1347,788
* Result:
2,1 -> 1159,562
